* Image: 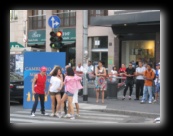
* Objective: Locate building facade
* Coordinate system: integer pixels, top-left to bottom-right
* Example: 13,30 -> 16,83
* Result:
10,10 -> 160,73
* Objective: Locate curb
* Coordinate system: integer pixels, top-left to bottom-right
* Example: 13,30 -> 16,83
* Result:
88,108 -> 160,118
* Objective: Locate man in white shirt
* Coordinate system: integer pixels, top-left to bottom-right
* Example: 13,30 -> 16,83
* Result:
135,61 -> 146,100
86,60 -> 95,82
76,63 -> 84,74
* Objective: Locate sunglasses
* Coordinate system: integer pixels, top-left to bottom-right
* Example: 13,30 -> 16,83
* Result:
129,65 -> 132,66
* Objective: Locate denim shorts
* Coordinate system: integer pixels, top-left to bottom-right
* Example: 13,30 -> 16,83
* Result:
65,91 -> 74,96
155,83 -> 160,93
49,91 -> 60,96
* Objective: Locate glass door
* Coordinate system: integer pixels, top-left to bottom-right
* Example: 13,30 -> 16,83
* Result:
91,51 -> 108,68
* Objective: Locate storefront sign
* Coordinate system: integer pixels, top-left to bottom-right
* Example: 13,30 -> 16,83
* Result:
23,52 -> 66,109
28,30 -> 45,46
56,28 -> 76,41
10,42 -> 24,49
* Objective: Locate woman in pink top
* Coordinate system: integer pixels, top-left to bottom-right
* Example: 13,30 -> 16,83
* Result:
60,67 -> 83,120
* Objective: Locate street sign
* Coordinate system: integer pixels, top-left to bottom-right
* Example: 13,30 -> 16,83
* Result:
48,15 -> 61,29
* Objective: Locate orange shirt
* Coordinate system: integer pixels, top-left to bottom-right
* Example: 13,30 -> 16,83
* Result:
143,69 -> 155,86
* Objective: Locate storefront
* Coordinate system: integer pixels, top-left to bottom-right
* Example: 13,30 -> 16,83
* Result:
121,40 -> 155,67
90,10 -> 160,68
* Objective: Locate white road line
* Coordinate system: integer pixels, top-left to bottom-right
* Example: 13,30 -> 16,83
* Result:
10,114 -> 119,124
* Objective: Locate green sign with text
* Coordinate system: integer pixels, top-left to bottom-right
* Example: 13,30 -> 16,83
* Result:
55,28 -> 76,41
28,30 -> 46,45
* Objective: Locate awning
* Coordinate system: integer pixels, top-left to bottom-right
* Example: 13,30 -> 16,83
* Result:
90,10 -> 160,27
10,42 -> 24,49
62,41 -> 75,45
27,42 -> 45,46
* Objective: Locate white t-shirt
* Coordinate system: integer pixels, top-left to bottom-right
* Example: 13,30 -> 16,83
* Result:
49,76 -> 61,92
87,65 -> 94,73
136,66 -> 146,80
110,70 -> 117,82
76,66 -> 84,72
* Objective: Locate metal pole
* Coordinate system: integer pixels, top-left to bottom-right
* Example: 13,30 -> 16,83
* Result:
83,10 -> 88,102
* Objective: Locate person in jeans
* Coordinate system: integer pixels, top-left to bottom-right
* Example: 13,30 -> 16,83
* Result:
31,66 -> 48,116
134,61 -> 146,100
140,64 -> 155,104
122,63 -> 135,100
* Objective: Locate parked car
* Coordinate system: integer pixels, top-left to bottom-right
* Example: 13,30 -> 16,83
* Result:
10,72 -> 24,104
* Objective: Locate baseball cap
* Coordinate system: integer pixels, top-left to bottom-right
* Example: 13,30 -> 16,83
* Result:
40,66 -> 47,72
156,63 -> 160,66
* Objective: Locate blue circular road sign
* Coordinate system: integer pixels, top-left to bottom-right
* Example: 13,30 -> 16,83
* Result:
48,15 -> 61,29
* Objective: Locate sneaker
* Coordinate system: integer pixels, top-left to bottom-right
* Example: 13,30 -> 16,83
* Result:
76,114 -> 80,117
153,100 -> 157,103
152,97 -> 154,101
148,101 -> 152,104
56,113 -> 62,118
50,113 -> 55,117
140,100 -> 145,104
129,96 -> 131,100
31,112 -> 35,117
64,114 -> 72,118
134,98 -> 139,100
41,112 -> 49,116
122,97 -> 125,100
70,116 -> 75,120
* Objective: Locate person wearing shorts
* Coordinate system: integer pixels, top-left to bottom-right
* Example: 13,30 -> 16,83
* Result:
60,67 -> 83,120
64,89 -> 80,118
48,66 -> 63,117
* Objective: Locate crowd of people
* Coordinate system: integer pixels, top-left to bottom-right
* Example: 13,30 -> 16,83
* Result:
30,60 -> 160,119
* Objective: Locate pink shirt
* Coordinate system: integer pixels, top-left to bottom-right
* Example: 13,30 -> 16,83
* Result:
64,75 -> 83,94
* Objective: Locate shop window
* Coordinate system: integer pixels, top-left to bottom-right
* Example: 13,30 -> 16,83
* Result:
121,40 -> 155,67
91,36 -> 108,49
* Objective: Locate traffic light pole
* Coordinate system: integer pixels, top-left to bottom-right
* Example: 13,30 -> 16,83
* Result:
82,10 -> 88,102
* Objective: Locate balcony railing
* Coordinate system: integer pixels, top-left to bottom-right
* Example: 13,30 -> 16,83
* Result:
28,15 -> 46,30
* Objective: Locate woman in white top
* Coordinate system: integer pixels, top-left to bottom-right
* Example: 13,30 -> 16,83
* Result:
49,66 -> 63,117
109,66 -> 118,82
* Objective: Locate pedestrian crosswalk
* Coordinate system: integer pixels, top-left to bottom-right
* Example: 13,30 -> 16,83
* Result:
10,109 -> 131,124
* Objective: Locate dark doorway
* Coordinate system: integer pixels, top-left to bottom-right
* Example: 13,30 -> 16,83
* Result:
60,43 -> 76,67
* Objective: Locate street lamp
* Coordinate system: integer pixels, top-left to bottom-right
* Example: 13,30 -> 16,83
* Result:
82,10 -> 88,102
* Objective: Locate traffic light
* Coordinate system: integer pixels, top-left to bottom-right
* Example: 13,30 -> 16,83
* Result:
50,31 -> 58,49
56,31 -> 63,48
49,31 -> 63,49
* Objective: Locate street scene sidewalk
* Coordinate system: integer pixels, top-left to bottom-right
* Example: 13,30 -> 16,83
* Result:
77,88 -> 160,119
